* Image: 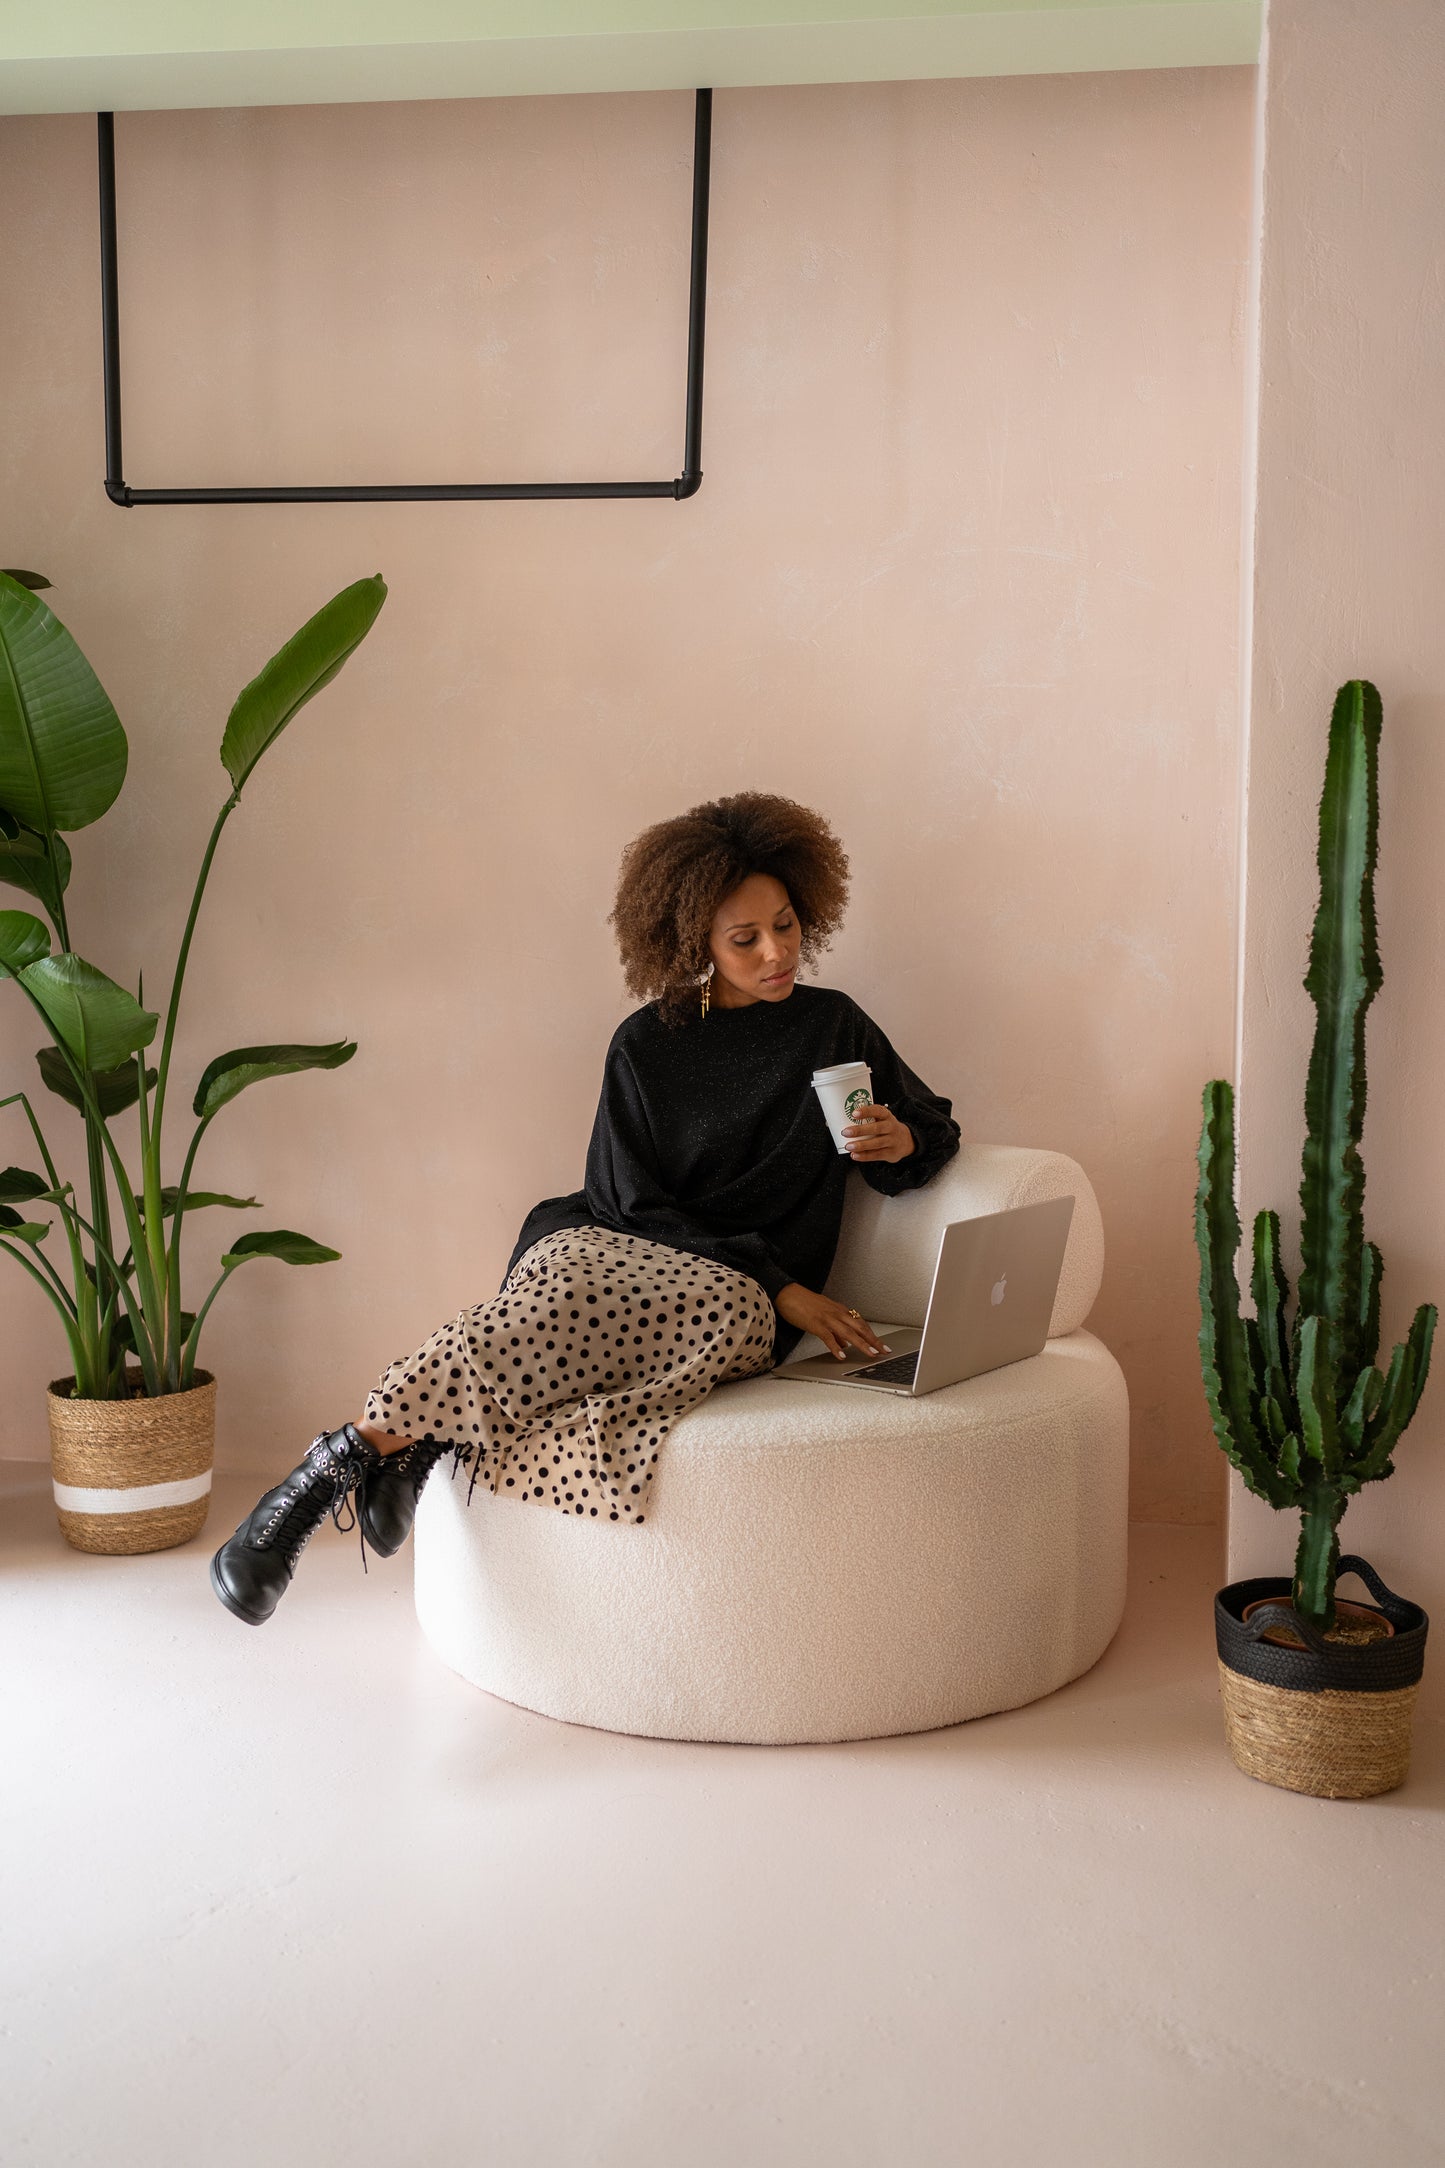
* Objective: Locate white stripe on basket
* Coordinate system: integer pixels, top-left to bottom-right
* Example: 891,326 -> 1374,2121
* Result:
53,1470 -> 213,1515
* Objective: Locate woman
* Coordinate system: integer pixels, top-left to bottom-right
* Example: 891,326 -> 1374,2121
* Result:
211,790 -> 960,1625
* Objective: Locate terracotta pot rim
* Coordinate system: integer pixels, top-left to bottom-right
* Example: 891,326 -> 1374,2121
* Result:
1242,1594 -> 1395,1647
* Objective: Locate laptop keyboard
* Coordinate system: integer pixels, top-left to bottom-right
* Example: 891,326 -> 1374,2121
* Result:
848,1350 -> 919,1386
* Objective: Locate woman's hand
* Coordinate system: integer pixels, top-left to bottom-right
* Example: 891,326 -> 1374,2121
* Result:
775,1283 -> 893,1362
842,1101 -> 915,1164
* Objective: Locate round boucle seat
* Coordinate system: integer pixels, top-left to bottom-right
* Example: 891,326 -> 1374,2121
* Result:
414,1144 -> 1129,1744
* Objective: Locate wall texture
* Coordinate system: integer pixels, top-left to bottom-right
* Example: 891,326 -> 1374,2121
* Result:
0,71 -> 1254,1515
1229,0 -> 1445,1609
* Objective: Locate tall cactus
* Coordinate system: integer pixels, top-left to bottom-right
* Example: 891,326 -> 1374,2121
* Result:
1195,681 -> 1437,1629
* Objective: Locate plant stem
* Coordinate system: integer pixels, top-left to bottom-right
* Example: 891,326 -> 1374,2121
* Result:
134,1043 -> 172,1382
178,1261 -> 236,1386
45,828 -> 71,952
1294,1483 -> 1344,1630
0,1090 -> 109,1387
0,1238 -> 85,1375
165,1113 -> 213,1383
16,1230 -> 80,1316
16,990 -> 163,1394
150,794 -> 238,1146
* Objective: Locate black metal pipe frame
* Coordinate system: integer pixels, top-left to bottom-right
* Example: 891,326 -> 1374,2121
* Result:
97,90 -> 712,507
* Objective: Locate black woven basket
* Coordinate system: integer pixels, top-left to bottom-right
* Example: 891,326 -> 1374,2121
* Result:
1216,1554 -> 1428,1693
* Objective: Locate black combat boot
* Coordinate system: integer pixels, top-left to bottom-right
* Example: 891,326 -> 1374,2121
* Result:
357,1436 -> 449,1558
209,1424 -> 383,1626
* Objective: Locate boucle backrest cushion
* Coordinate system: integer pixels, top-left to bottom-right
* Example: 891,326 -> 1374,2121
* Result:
823,1143 -> 1104,1338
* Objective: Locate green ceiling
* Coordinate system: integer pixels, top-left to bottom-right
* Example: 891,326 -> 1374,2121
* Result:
0,2 -> 1260,113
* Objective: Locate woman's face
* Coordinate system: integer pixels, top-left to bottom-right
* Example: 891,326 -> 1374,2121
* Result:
706,872 -> 801,1008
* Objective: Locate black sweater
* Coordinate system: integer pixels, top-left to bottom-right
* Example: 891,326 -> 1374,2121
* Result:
504,982 -> 962,1364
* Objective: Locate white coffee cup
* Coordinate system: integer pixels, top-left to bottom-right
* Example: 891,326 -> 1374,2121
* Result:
812,1060 -> 874,1155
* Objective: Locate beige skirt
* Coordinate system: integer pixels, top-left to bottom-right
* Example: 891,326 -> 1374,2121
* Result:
362,1224 -> 777,1523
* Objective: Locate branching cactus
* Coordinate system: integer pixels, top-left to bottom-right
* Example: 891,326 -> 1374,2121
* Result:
1195,680 -> 1437,1629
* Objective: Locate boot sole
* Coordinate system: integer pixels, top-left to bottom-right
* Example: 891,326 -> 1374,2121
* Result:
209,1549 -> 271,1626
359,1509 -> 404,1561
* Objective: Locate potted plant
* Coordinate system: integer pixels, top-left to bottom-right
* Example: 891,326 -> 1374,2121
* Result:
0,567 -> 387,1554
1195,678 -> 1435,1799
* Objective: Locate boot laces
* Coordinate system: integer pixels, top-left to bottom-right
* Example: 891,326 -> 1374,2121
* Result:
394,1438 -> 446,1491
256,1434 -> 367,1571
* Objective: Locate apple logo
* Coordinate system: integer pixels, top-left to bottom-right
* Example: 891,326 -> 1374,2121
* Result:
990,1273 -> 1008,1307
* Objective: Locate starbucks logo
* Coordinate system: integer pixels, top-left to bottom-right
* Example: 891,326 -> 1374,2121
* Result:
844,1087 -> 870,1116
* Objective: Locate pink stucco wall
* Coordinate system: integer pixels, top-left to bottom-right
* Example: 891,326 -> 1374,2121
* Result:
1229,0 -> 1445,1609
0,71 -> 1255,1517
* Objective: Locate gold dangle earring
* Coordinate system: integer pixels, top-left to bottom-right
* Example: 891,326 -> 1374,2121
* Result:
700,961 -> 714,1019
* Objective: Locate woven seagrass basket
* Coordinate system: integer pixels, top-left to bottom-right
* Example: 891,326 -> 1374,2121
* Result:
47,1367 -> 216,1555
1215,1555 -> 1428,1800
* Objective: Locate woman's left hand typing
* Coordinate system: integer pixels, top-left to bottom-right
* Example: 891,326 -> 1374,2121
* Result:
843,1102 -> 915,1164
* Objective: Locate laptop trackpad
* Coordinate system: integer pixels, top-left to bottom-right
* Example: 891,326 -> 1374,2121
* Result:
775,1324 -> 921,1379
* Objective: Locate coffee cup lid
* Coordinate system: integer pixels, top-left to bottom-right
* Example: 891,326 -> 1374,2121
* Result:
812,1061 -> 870,1084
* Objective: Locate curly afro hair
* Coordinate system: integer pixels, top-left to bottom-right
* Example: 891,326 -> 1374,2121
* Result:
608,790 -> 851,1029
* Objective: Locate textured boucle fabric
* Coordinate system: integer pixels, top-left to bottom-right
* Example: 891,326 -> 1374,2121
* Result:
415,1147 -> 1126,1745
823,1140 -> 1104,1340
415,1330 -> 1128,1743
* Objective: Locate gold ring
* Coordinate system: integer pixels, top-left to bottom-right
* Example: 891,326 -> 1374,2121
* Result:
849,1307 -> 862,1318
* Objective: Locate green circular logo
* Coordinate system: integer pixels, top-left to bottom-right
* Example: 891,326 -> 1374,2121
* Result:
844,1087 -> 870,1116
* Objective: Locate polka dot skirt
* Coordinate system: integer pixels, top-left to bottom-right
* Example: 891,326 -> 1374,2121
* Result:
361,1225 -> 777,1523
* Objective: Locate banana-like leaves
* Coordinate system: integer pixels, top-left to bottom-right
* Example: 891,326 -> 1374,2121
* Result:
0,1206 -> 49,1242
0,1166 -> 50,1202
221,1229 -> 340,1269
0,909 -> 51,975
0,574 -> 127,832
133,1188 -> 259,1217
220,576 -> 386,795
0,827 -> 71,917
18,953 -> 158,1074
36,1045 -> 157,1116
192,1040 -> 356,1121
1,570 -> 51,591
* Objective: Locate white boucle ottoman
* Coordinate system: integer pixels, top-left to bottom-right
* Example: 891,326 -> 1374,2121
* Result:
414,1145 -> 1130,1744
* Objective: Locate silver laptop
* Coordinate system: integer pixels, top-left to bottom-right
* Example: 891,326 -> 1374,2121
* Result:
773,1195 -> 1075,1397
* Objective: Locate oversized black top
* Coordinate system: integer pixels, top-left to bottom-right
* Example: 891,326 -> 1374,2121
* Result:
504,982 -> 962,1364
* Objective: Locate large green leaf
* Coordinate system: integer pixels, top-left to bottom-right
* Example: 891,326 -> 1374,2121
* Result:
134,1187 -> 259,1217
0,1205 -> 49,1242
19,952 -> 158,1073
221,1229 -> 341,1268
0,1166 -> 49,1202
220,576 -> 386,794
193,1040 -> 356,1120
0,573 -> 127,831
0,909 -> 51,976
0,825 -> 71,916
36,1045 -> 157,1116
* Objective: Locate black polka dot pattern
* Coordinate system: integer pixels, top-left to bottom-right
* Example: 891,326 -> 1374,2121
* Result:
361,1226 -> 777,1523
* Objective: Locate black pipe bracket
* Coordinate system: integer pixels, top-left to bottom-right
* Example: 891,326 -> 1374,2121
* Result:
97,90 -> 711,507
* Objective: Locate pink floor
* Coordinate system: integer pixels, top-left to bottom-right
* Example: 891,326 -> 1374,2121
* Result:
4,1464 -> 1442,2167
